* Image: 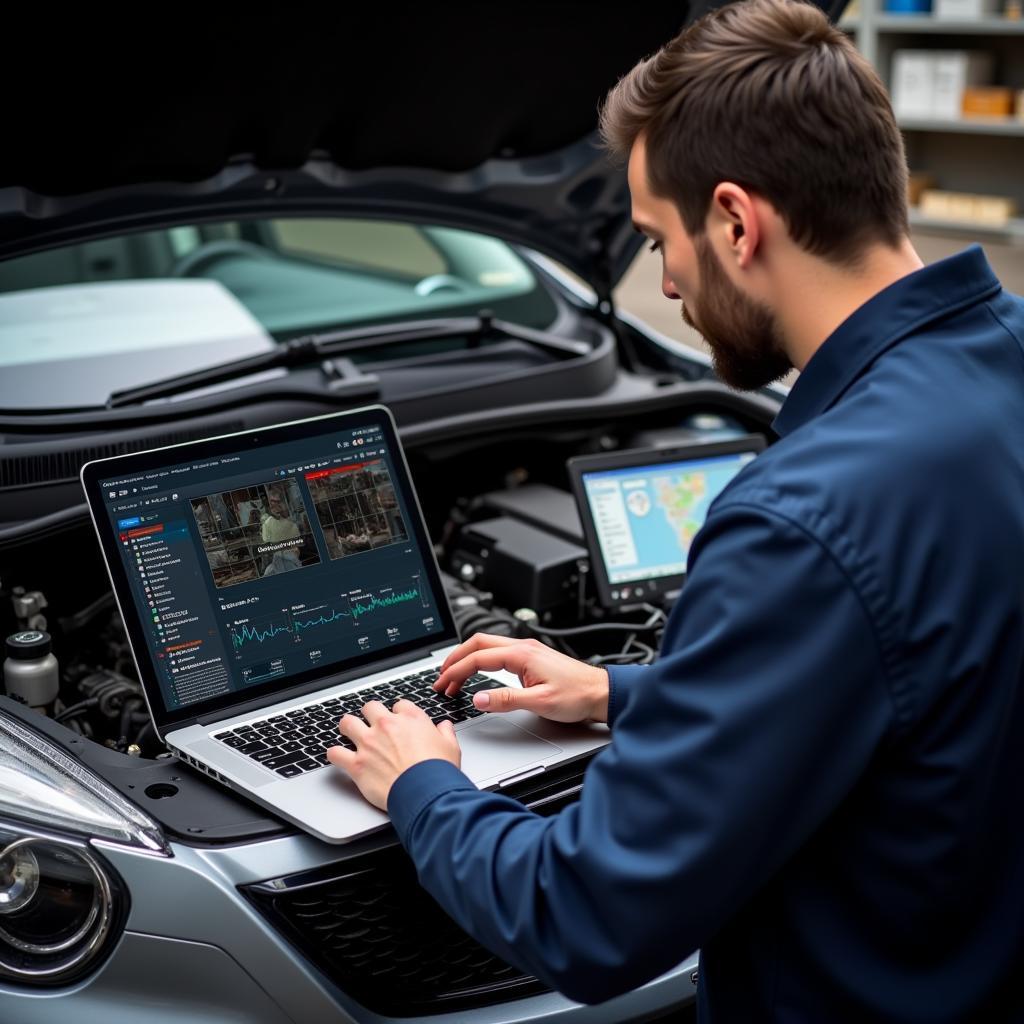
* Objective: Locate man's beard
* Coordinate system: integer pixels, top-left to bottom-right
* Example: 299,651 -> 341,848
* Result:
682,235 -> 791,390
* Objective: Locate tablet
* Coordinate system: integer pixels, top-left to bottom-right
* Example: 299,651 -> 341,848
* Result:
568,435 -> 765,610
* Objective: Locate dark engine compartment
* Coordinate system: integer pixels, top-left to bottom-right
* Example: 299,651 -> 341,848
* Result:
0,391 -> 772,844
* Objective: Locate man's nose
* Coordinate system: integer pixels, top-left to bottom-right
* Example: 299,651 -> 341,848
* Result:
662,272 -> 681,301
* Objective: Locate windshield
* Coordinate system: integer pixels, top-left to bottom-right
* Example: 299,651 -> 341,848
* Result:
0,218 -> 557,410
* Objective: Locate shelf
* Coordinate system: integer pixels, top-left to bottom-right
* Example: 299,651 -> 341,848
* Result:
876,15 -> 1024,32
849,1 -> 1024,259
838,17 -> 860,30
909,207 -> 1024,244
898,116 -> 1024,135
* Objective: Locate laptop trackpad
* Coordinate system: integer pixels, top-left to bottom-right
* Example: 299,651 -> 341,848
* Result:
458,716 -> 562,783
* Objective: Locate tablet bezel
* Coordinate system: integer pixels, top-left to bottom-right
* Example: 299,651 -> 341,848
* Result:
567,435 -> 766,611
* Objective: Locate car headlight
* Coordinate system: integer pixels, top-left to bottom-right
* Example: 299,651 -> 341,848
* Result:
0,709 -> 169,984
0,831 -> 118,983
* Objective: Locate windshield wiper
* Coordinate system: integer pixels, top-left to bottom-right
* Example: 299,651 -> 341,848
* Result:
105,313 -> 590,409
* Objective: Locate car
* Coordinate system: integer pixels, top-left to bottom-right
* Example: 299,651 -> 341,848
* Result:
0,7 -> 835,1021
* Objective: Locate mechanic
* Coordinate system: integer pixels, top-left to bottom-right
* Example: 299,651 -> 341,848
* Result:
326,0 -> 1024,1019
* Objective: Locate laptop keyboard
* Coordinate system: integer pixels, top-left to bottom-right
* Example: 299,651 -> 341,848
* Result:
212,670 -> 503,779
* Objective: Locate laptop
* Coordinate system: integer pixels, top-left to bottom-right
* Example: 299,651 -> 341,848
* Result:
568,435 -> 765,611
81,406 -> 609,843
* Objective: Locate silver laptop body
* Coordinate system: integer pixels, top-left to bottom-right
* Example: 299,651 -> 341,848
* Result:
82,406 -> 608,843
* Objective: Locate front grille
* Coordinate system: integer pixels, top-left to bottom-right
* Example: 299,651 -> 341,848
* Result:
243,765 -> 588,1016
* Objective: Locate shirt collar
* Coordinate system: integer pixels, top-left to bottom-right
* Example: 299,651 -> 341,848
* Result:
772,246 -> 1001,438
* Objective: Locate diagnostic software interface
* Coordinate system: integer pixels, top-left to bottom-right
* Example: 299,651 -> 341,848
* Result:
97,423 -> 444,715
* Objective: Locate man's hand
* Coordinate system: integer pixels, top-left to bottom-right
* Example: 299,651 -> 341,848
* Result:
326,700 -> 461,810
434,633 -> 610,724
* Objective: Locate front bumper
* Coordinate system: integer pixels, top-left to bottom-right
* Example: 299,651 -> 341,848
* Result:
2,832 -> 698,1024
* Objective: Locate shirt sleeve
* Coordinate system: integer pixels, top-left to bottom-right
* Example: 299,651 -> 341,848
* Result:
605,664 -> 648,727
387,502 -> 893,1004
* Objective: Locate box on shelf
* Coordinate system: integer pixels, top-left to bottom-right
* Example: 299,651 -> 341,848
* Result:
885,0 -> 932,11
918,188 -> 1017,226
934,0 -> 1000,17
892,52 -> 938,117
962,86 -> 1014,116
1017,89 -> 1024,121
933,52 -> 994,118
908,172 -> 937,205
891,50 -> 994,119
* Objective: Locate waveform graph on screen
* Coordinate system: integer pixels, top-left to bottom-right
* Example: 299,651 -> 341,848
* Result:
343,574 -> 430,624
229,606 -> 345,654
227,575 -> 431,657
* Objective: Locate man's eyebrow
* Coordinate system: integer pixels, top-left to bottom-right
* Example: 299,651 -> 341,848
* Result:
632,220 -> 656,235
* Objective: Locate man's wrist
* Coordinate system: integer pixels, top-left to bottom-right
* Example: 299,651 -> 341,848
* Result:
590,668 -> 610,723
388,759 -> 475,845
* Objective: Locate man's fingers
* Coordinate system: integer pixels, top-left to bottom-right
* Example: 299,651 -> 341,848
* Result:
436,720 -> 460,751
435,646 -> 530,694
338,712 -> 370,740
392,698 -> 429,719
360,700 -> 389,725
473,685 -> 536,714
438,632 -> 516,673
436,720 -> 462,767
436,632 -> 524,694
326,744 -> 356,771
438,633 -> 522,678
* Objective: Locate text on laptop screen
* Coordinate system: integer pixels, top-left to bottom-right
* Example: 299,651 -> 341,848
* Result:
97,423 -> 445,714
581,451 -> 757,587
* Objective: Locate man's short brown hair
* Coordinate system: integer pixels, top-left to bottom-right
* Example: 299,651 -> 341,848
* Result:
600,0 -> 909,264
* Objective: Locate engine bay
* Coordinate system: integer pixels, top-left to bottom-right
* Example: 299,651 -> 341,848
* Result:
0,396 -> 771,840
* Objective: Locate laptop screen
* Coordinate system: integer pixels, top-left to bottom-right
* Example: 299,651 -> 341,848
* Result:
82,408 -> 455,730
568,436 -> 764,609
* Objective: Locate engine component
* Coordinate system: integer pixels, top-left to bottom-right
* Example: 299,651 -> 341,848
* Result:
451,516 -> 588,617
478,483 -> 584,545
10,587 -> 48,633
440,571 -> 518,640
3,631 -> 58,710
54,668 -> 148,751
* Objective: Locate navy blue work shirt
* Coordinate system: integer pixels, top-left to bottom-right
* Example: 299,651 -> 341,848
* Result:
388,247 -> 1024,1022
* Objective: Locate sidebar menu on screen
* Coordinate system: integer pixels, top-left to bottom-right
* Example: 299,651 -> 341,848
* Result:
117,517 -> 232,709
102,424 -> 444,715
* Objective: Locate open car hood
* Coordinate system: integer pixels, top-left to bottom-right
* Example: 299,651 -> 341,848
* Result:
0,3 -> 845,293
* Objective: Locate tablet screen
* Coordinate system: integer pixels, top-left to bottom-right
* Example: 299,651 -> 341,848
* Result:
570,438 -> 763,608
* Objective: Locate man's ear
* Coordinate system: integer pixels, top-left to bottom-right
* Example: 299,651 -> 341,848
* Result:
709,182 -> 759,269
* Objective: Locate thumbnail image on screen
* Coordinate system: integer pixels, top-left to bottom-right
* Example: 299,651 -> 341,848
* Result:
192,477 -> 321,588
306,459 -> 408,559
